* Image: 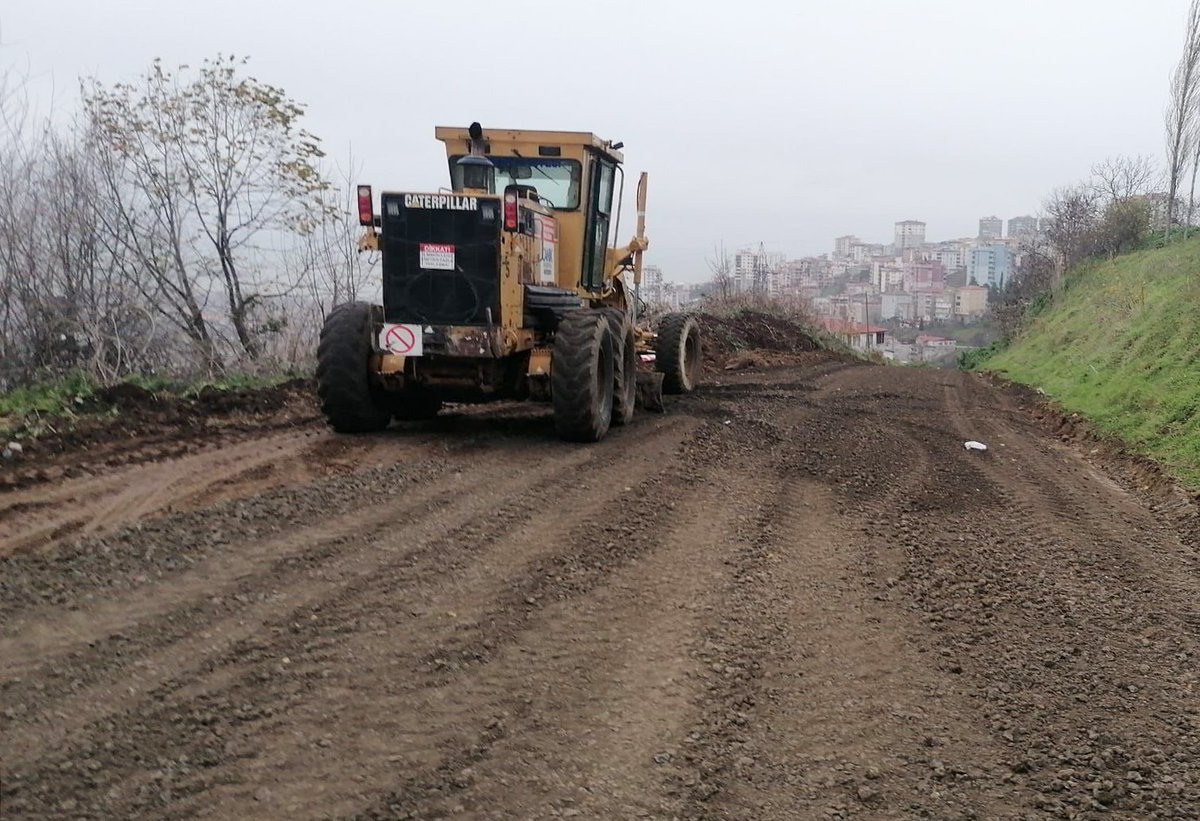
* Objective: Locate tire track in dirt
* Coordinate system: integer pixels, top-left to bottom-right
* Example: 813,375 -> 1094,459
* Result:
1,414 -> 687,686
343,473 -> 741,817
5,360 -> 1200,820
0,427 -> 433,557
0,412 -> 645,677
342,418 -> 770,820
0,449 -> 508,769
723,477 -> 1016,820
169,416 -> 704,820
662,369 -> 1011,819
929,372 -> 1200,817
0,416 -> 699,819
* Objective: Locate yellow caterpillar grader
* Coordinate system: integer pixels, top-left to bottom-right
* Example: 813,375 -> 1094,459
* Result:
316,122 -> 702,441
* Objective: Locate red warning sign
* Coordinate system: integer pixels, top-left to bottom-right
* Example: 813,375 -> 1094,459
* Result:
379,323 -> 423,356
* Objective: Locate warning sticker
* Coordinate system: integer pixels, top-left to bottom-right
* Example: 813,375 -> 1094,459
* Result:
538,216 -> 558,285
540,241 -> 556,284
419,243 -> 455,270
379,323 -> 423,357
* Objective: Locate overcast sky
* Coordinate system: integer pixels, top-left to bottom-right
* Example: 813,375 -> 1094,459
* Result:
2,1 -> 1188,281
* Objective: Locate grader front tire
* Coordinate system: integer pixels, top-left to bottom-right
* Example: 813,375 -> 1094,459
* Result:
655,313 -> 702,395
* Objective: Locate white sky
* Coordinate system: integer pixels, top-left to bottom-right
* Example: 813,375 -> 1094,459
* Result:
1,0 -> 1187,281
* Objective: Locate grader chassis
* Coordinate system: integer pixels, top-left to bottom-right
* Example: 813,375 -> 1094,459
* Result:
316,123 -> 701,441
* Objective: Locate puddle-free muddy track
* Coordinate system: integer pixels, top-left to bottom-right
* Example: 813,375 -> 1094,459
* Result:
2,362 -> 1198,819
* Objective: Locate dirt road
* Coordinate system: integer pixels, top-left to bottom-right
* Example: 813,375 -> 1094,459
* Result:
2,360 -> 1199,820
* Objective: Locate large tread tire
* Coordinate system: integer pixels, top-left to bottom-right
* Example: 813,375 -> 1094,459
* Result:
552,310 -> 615,442
316,302 -> 392,433
601,308 -> 637,426
524,285 -> 585,331
391,391 -> 442,422
655,313 -> 702,395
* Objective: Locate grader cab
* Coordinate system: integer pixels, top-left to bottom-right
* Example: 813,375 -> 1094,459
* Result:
316,122 -> 701,442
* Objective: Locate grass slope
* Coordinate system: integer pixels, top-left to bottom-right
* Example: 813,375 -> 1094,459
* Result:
985,238 -> 1200,487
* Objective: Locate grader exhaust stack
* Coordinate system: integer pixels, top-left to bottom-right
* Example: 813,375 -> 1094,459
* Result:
316,123 -> 702,442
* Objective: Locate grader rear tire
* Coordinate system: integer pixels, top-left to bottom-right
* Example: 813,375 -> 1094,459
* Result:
655,313 -> 702,394
602,308 -> 637,427
316,302 -> 392,433
552,311 -> 615,442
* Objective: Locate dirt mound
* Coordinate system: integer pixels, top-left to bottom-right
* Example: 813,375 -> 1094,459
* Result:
193,383 -> 294,415
92,382 -> 157,409
0,379 -> 318,492
695,310 -> 833,372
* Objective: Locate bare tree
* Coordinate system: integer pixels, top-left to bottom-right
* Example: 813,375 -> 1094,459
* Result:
1187,128 -> 1200,234
1165,0 -> 1200,237
0,70 -> 166,387
706,241 -> 733,300
1090,155 -> 1158,205
292,158 -> 378,321
1043,185 -> 1100,271
1097,198 -> 1152,258
991,235 -> 1057,342
83,56 -> 331,366
0,53 -> 344,387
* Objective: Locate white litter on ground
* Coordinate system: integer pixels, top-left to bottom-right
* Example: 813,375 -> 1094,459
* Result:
964,441 -> 988,452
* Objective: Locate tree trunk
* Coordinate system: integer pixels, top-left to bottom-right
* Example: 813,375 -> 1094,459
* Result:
1188,147 -> 1200,237
230,302 -> 259,360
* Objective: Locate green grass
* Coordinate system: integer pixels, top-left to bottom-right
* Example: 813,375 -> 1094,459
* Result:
123,371 -> 293,399
0,371 -> 296,440
0,372 -> 97,423
978,238 -> 1200,488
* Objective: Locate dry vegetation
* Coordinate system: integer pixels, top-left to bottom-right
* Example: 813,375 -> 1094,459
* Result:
0,57 -> 369,395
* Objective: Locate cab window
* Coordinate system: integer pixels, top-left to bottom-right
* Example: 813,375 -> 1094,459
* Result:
449,156 -> 581,210
583,158 -> 616,290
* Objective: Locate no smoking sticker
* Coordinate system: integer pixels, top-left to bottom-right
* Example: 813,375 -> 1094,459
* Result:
379,323 -> 423,357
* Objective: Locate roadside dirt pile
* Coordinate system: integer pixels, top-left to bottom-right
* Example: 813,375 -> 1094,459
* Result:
0,379 -> 318,491
696,310 -> 836,372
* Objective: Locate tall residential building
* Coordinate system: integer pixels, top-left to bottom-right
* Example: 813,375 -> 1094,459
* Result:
930,242 -> 969,272
905,260 -> 947,292
1007,215 -> 1039,240
894,220 -> 926,250
954,285 -> 989,317
733,247 -> 785,292
978,216 -> 1003,240
873,261 -> 905,292
968,244 -> 1012,288
642,264 -> 664,300
643,264 -> 663,287
834,235 -> 859,258
881,292 -> 915,322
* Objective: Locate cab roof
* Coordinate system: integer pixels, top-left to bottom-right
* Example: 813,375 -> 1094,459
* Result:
434,126 -> 624,164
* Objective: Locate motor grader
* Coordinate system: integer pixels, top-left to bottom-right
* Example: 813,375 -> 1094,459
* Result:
316,122 -> 702,441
